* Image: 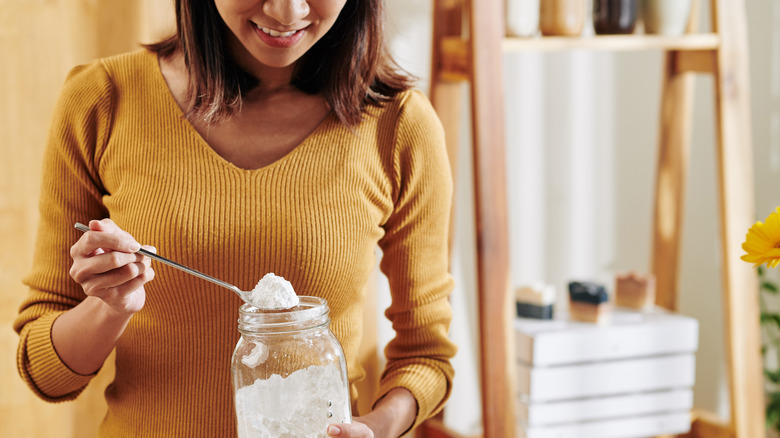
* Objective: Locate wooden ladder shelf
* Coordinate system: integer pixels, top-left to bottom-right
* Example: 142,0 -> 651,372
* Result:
421,0 -> 765,437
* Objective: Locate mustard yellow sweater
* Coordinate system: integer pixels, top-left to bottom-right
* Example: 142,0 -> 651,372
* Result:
14,49 -> 456,437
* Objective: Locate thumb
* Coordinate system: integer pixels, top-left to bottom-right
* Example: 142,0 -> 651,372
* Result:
327,422 -> 373,437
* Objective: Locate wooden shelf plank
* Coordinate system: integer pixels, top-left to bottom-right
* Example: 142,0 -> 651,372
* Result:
501,33 -> 721,52
439,34 -> 721,79
441,34 -> 720,60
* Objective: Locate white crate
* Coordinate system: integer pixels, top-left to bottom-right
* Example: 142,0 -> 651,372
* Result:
517,388 -> 693,426
517,411 -> 692,438
517,353 -> 695,402
514,307 -> 697,436
515,307 -> 699,366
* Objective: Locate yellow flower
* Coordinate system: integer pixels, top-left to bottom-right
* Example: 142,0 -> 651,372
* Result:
742,207 -> 780,268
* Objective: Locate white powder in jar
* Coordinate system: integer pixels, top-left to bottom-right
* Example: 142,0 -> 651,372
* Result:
234,363 -> 351,438
241,342 -> 269,368
247,273 -> 299,310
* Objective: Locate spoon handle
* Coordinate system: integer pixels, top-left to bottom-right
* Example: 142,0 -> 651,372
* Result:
74,222 -> 242,295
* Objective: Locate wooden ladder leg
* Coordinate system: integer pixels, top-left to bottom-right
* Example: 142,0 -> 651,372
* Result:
434,80 -> 464,260
430,0 -> 466,259
418,1 -> 466,436
649,5 -> 701,436
467,0 -> 513,437
651,49 -> 696,313
651,0 -> 704,313
710,0 -> 765,436
711,60 -> 765,438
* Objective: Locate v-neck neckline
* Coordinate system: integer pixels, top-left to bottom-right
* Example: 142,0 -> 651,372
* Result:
145,50 -> 334,174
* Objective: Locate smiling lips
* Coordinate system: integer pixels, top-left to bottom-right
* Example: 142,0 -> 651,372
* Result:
254,23 -> 306,48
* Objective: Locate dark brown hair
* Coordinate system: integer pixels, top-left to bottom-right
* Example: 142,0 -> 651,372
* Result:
146,0 -> 414,126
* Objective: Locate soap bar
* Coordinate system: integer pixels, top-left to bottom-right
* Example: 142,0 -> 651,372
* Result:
568,281 -> 610,324
615,271 -> 655,310
515,284 -> 556,320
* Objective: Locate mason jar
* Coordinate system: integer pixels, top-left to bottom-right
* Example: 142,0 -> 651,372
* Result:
506,0 -> 541,37
642,0 -> 693,36
232,296 -> 351,438
540,0 -> 586,36
593,0 -> 638,35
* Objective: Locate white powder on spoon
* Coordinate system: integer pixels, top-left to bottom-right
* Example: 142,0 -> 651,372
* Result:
246,273 -> 300,310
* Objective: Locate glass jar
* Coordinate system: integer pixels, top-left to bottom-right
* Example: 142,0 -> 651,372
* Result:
232,296 -> 351,438
642,0 -> 693,36
539,0 -> 586,36
506,0 -> 541,37
593,0 -> 638,35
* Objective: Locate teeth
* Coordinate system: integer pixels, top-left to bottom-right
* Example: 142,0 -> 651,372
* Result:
259,26 -> 298,37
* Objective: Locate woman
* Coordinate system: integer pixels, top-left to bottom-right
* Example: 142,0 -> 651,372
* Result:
13,0 -> 456,437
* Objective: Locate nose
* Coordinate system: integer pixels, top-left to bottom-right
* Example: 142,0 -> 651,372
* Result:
263,0 -> 310,26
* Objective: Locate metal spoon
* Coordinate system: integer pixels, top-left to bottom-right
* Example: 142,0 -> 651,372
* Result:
74,222 -> 263,307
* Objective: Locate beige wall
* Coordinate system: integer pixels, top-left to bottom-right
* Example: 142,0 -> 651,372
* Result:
0,2 -> 172,436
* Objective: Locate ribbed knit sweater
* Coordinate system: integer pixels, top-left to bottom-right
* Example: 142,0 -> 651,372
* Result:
13,49 -> 456,437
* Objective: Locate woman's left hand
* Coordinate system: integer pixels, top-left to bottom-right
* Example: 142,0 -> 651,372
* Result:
326,387 -> 417,438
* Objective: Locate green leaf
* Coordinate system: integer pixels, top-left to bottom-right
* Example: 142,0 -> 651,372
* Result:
768,393 -> 780,430
761,313 -> 780,328
762,281 -> 779,293
767,392 -> 780,408
766,368 -> 780,384
757,265 -> 780,432
768,406 -> 780,430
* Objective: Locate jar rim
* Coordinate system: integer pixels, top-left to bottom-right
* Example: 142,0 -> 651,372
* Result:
237,296 -> 329,333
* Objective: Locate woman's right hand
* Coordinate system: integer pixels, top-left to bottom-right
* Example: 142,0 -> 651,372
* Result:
69,218 -> 155,316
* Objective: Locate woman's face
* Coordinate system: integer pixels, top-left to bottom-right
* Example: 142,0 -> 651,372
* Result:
215,0 -> 348,74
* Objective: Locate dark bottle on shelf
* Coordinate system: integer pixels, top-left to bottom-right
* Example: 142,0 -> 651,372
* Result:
593,0 -> 638,35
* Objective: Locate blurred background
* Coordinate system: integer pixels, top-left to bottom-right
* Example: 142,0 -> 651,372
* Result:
1,0 -> 778,436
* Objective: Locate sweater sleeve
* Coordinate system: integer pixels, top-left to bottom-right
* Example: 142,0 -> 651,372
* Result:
13,60 -> 114,402
374,89 -> 457,430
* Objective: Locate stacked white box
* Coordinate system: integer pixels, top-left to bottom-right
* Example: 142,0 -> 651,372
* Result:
515,307 -> 699,438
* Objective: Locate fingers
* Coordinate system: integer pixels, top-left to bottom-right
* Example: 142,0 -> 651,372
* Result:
88,218 -> 116,232
102,264 -> 155,299
95,249 -> 155,300
69,219 -> 154,311
327,423 -> 374,437
74,254 -> 152,296
71,251 -> 144,281
90,218 -> 140,244
72,219 -> 141,258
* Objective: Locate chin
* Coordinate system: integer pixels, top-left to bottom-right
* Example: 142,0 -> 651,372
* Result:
252,53 -> 305,71
264,60 -> 299,69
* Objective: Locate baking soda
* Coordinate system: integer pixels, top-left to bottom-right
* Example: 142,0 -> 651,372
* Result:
247,273 -> 299,310
234,363 -> 350,438
241,342 -> 269,368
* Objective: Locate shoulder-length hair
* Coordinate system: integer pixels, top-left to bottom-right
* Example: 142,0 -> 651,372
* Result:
146,0 -> 414,126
